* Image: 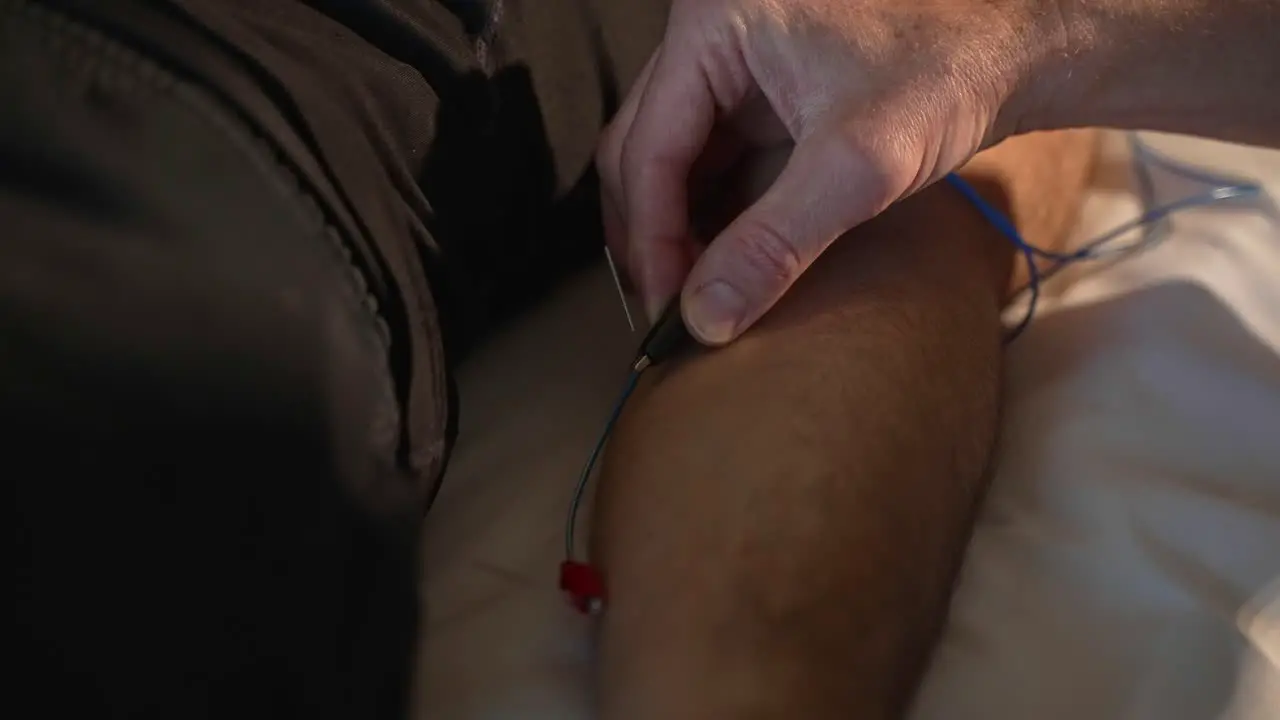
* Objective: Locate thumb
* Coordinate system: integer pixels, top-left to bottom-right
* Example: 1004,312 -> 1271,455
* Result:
680,131 -> 898,345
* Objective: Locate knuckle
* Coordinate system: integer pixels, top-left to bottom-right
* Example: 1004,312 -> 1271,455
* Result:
726,217 -> 803,286
619,131 -> 663,192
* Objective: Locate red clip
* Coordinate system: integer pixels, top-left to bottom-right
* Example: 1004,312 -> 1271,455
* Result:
559,560 -> 605,615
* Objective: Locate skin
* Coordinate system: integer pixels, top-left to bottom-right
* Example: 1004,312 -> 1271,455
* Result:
591,128 -> 1097,720
1026,0 -> 1280,144
597,0 -> 1279,345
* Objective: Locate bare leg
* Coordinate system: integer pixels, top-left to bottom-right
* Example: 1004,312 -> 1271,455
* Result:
592,130 -> 1097,719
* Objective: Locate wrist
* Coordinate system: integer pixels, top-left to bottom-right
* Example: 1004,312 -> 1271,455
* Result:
1017,0 -> 1178,133
1011,1 -> 1280,144
999,0 -> 1108,136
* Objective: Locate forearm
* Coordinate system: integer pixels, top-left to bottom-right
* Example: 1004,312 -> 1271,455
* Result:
1024,0 -> 1280,146
591,132 -> 1094,719
593,214 -> 1005,720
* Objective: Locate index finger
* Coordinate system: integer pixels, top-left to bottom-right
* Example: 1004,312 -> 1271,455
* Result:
597,50 -> 660,285
619,42 -> 717,319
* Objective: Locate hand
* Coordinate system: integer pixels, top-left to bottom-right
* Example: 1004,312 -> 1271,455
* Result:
597,0 -> 1065,344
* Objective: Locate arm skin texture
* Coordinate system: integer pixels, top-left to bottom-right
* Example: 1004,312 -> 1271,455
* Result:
1025,0 -> 1279,146
589,129 -> 1097,720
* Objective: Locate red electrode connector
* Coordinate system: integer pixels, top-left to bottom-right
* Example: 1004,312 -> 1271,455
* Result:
559,560 -> 605,615
558,300 -> 690,617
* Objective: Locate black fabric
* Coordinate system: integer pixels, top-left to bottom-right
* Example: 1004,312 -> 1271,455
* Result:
3,0 -> 666,716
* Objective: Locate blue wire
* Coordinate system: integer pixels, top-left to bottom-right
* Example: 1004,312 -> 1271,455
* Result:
943,173 -> 1029,253
563,140 -> 1264,565
943,146 -> 1262,341
943,173 -> 1042,340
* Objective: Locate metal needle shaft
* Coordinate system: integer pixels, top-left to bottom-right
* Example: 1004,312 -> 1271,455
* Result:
603,245 -> 636,333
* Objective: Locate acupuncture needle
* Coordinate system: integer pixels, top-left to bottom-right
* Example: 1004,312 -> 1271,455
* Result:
603,246 -> 636,333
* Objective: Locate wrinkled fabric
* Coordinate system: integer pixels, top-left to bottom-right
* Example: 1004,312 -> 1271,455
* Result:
4,0 -> 666,716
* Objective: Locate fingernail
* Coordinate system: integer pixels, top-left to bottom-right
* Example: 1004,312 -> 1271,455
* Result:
686,280 -> 746,344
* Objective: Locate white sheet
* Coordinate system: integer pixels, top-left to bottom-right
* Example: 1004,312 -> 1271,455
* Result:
413,132 -> 1280,719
